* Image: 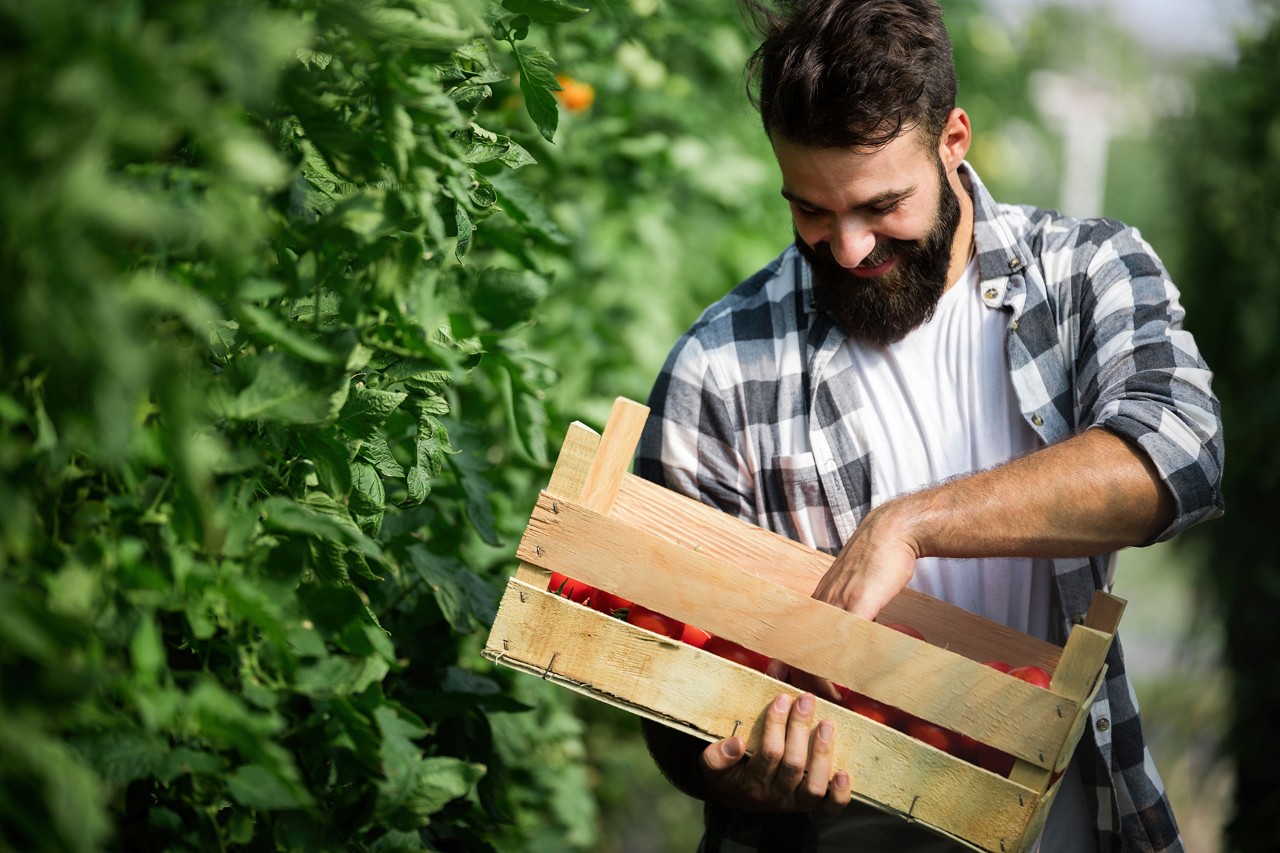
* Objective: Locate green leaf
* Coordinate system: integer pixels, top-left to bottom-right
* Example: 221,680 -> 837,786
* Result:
214,352 -> 349,425
295,654 -> 390,699
238,302 -> 340,364
412,757 -> 485,820
474,268 -> 548,328
454,201 -> 475,260
259,495 -> 384,562
75,730 -> 169,786
512,45 -> 560,143
297,429 -> 353,498
357,432 -> 406,479
407,548 -> 497,632
338,384 -> 408,439
489,170 -> 571,246
502,0 -> 591,24
226,763 -> 314,810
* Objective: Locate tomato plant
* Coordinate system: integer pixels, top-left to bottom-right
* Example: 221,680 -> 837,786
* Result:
554,73 -> 595,112
702,636 -> 770,673
627,604 -> 684,639
549,571 -> 594,605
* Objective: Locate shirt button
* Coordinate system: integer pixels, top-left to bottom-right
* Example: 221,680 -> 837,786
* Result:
1009,258 -> 1021,270
1031,414 -> 1044,427
1096,718 -> 1110,732
984,288 -> 998,300
1070,613 -> 1085,626
1009,319 -> 1019,332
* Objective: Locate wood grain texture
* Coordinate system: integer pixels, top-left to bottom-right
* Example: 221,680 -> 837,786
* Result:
576,397 -> 649,515
513,421 -> 600,588
484,578 -> 1045,853
517,493 -> 1082,766
613,473 -> 1063,671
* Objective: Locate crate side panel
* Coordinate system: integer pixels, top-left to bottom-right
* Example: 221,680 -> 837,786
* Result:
613,475 -> 1062,671
518,495 -> 1076,765
484,579 -> 1039,853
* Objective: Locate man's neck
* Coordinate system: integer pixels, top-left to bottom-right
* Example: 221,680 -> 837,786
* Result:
944,167 -> 976,289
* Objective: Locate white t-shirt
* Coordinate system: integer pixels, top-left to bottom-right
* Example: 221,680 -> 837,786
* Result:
845,255 -> 1051,637
843,256 -> 1097,853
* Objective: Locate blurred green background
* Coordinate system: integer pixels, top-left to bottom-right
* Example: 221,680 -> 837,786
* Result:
1,0 -> 1276,851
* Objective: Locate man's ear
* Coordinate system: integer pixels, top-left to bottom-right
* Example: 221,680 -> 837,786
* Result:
938,108 -> 971,171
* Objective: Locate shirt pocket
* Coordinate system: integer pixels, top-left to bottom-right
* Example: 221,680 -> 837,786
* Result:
768,453 -> 838,553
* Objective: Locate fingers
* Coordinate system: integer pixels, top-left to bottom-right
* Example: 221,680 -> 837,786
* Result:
701,735 -> 746,775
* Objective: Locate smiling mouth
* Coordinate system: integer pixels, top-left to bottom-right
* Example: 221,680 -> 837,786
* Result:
850,254 -> 897,278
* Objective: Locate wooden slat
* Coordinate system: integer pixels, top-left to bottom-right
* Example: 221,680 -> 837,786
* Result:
576,397 -> 649,515
512,421 -> 600,588
517,493 -> 1078,766
1084,590 -> 1126,635
484,579 -> 1040,853
1049,626 -> 1113,704
613,473 -> 1062,671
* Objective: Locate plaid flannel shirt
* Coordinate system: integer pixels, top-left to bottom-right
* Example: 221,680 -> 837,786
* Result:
636,163 -> 1224,853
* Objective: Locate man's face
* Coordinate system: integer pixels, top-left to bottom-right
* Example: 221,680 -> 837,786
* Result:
774,132 -> 963,347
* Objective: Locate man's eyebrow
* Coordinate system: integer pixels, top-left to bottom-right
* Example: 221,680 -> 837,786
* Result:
779,186 -> 915,211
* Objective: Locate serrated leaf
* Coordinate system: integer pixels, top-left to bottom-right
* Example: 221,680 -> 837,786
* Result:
502,0 -> 590,24
338,385 -> 408,439
413,757 -> 485,818
295,654 -> 390,699
214,353 -> 349,425
350,461 -> 385,516
358,432 -> 406,479
75,730 -> 169,786
407,548 -> 497,632
475,268 -> 547,328
239,302 -> 339,364
259,496 -> 383,562
226,763 -> 314,810
513,45 -> 560,143
454,201 -> 475,260
297,429 -> 353,498
489,170 -> 571,246
449,451 -> 500,547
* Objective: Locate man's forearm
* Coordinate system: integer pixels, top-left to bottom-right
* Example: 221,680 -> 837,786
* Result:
895,426 -> 1175,560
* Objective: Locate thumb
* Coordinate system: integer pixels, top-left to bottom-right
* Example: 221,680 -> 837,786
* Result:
700,736 -> 745,776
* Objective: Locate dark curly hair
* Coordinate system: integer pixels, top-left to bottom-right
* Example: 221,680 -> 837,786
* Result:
741,0 -> 958,150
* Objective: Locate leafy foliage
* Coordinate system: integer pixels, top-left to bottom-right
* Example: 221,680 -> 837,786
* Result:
1167,4 -> 1280,850
0,0 -> 601,849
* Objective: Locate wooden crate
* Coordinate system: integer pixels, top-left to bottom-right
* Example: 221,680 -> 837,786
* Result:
482,398 -> 1123,853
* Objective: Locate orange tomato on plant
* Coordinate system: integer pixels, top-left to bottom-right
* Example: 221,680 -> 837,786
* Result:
554,74 -> 594,112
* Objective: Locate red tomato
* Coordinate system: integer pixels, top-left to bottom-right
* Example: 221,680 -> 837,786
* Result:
679,623 -> 712,649
881,621 -> 927,642
976,743 -> 1016,777
983,659 -> 1014,673
838,689 -> 899,728
547,571 -> 593,604
903,717 -> 962,755
1008,664 -> 1052,689
627,604 -> 685,639
590,589 -> 632,616
703,636 -> 771,673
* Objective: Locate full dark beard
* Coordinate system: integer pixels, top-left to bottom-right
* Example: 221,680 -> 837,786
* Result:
797,158 -> 963,347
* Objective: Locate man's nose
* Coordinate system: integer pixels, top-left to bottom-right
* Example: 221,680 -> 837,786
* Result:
829,219 -> 877,269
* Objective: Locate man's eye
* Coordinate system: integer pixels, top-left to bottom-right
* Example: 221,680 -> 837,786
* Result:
872,201 -> 902,216
792,204 -> 821,217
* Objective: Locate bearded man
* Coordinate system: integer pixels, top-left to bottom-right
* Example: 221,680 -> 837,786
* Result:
635,1 -> 1224,851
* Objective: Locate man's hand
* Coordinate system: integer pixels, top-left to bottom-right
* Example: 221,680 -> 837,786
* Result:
812,500 -> 919,620
699,692 -> 852,815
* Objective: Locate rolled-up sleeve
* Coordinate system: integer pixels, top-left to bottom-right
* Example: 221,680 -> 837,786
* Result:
1074,224 -> 1225,541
